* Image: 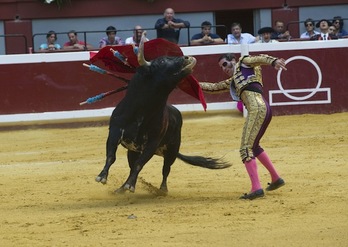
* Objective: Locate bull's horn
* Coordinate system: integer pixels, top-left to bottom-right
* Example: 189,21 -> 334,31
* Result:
137,31 -> 151,67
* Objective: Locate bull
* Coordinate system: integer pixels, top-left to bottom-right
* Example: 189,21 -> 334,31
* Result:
95,33 -> 231,194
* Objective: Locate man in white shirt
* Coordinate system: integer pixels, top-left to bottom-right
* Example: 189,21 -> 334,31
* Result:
226,22 -> 257,44
125,25 -> 149,45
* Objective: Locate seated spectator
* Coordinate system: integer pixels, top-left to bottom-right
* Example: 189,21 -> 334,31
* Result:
125,25 -> 148,45
154,8 -> 190,44
310,19 -> 338,40
39,30 -> 61,51
63,30 -> 93,50
300,18 -> 320,39
257,27 -> 279,43
328,25 -> 338,36
99,26 -> 124,48
332,16 -> 348,38
226,22 -> 257,44
190,21 -> 224,45
271,20 -> 291,40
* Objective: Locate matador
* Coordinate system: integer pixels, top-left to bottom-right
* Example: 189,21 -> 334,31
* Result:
200,53 -> 287,200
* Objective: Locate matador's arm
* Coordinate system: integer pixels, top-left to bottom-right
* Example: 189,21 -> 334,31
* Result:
199,78 -> 231,94
241,54 -> 277,67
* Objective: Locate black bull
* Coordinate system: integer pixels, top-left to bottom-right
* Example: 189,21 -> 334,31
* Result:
95,50 -> 231,194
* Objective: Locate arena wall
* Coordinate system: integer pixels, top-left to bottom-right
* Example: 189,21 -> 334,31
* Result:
0,39 -> 347,124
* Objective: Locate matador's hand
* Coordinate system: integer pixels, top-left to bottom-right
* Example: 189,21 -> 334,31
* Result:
274,58 -> 287,71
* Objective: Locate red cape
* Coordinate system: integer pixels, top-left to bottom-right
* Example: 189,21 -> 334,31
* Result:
90,38 -> 206,110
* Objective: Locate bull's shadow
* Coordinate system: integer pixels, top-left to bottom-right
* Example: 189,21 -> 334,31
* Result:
95,33 -> 231,194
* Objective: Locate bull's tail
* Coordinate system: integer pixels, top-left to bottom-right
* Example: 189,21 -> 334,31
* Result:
177,153 -> 231,169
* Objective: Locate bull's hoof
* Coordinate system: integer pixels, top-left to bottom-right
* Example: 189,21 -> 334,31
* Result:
159,186 -> 168,193
124,183 -> 135,193
115,183 -> 135,193
157,187 -> 168,196
95,176 -> 107,184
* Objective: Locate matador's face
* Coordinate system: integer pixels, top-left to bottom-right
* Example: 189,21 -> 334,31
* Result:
218,58 -> 235,77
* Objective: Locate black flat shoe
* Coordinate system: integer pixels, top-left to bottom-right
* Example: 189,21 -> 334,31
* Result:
266,178 -> 285,191
239,189 -> 264,200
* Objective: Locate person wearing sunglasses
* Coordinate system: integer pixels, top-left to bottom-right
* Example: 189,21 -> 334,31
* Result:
332,16 -> 348,38
199,53 -> 287,200
300,18 -> 319,39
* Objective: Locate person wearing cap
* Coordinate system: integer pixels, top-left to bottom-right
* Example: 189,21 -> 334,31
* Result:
199,53 -> 287,200
257,27 -> 279,43
190,21 -> 224,45
99,25 -> 124,48
310,19 -> 338,41
300,18 -> 320,39
332,16 -> 348,38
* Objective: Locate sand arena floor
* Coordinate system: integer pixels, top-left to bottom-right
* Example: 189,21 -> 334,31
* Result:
0,111 -> 347,247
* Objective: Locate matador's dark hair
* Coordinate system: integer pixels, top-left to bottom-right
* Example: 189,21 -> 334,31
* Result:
218,53 -> 236,62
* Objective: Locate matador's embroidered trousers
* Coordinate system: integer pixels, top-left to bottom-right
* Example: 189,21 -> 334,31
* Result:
239,90 -> 272,162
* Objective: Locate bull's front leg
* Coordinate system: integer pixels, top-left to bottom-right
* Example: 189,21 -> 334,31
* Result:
95,127 -> 122,184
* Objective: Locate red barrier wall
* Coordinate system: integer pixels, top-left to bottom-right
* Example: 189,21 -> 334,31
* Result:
1,40 -> 347,120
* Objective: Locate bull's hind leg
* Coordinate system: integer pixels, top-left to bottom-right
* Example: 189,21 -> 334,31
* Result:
95,127 -> 122,184
115,150 -> 140,193
119,141 -> 159,193
160,146 -> 179,193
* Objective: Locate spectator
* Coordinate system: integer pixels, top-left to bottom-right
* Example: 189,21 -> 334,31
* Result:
39,30 -> 61,51
310,19 -> 338,40
332,16 -> 348,38
257,27 -> 279,43
125,25 -> 148,45
154,7 -> 190,44
328,25 -> 338,36
190,21 -> 224,45
63,30 -> 93,50
226,22 -> 257,44
99,26 -> 124,48
271,20 -> 291,40
300,18 -> 320,39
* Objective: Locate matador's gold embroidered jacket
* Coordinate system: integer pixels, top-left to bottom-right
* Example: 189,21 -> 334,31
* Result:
199,54 -> 278,100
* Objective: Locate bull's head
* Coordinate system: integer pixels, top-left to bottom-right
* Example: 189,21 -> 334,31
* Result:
137,32 -> 196,86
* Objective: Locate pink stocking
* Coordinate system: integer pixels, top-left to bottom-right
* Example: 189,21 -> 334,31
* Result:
257,151 -> 280,182
244,158 -> 262,192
